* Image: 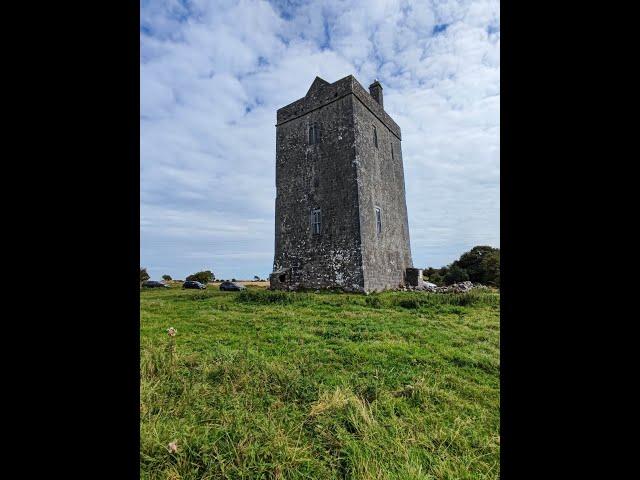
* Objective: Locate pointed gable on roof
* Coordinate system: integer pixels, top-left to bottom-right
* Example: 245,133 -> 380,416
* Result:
305,76 -> 330,97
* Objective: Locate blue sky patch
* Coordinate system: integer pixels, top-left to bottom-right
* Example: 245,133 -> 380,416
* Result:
433,23 -> 449,34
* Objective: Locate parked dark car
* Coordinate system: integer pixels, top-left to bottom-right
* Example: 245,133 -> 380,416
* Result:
219,281 -> 246,291
142,280 -> 170,288
182,280 -> 206,290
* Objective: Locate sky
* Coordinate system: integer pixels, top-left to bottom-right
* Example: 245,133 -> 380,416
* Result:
140,0 -> 500,281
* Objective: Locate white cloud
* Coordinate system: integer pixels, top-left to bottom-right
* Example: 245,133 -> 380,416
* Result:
140,0 -> 499,280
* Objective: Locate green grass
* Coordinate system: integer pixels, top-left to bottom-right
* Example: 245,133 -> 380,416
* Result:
140,286 -> 500,479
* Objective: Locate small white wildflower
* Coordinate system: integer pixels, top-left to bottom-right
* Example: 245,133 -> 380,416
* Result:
168,441 -> 178,453
167,327 -> 177,337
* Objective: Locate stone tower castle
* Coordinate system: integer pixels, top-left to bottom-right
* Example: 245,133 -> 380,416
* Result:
269,75 -> 421,292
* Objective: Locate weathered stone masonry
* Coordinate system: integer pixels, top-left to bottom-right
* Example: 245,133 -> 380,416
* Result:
270,75 -> 417,292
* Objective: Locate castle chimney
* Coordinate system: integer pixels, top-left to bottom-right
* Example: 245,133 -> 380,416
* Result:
369,80 -> 383,108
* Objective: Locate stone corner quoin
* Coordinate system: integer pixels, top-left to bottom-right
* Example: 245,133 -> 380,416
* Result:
270,74 -> 422,293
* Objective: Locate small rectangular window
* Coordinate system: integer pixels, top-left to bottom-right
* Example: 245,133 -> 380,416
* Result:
375,207 -> 382,235
312,209 -> 322,234
373,125 -> 378,148
391,143 -> 394,160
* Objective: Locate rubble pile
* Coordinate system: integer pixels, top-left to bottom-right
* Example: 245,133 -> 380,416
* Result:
401,281 -> 479,293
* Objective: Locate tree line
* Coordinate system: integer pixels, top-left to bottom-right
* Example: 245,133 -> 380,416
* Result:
139,245 -> 499,288
140,269 -> 215,284
423,245 -> 500,287
139,269 -> 266,284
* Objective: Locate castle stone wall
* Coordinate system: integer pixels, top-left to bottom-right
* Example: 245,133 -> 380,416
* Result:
353,97 -> 413,292
273,94 -> 365,291
272,75 -> 413,292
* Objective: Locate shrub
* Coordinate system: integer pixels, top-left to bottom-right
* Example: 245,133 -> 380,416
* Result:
424,266 -> 447,285
140,267 -> 150,283
395,291 -> 499,309
186,270 -> 215,284
190,292 -> 215,301
237,289 -> 306,305
452,246 -> 500,287
397,298 -> 423,309
423,267 -> 437,280
422,245 -> 500,287
478,250 -> 500,287
443,265 -> 469,285
365,295 -> 383,308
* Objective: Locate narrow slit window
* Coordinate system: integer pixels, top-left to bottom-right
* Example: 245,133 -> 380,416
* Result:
373,125 -> 378,148
375,207 -> 382,235
309,123 -> 320,145
312,209 -> 322,234
391,143 -> 394,160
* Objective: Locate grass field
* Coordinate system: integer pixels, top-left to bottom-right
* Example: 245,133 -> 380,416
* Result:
140,286 -> 500,479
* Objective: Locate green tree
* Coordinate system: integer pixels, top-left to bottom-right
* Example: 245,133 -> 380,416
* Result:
186,270 -> 215,284
422,266 -> 447,285
423,267 -> 437,279
443,264 -> 469,285
479,250 -> 500,286
432,266 -> 448,285
162,274 -> 172,281
422,267 -> 442,285
453,246 -> 500,286
140,267 -> 150,283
